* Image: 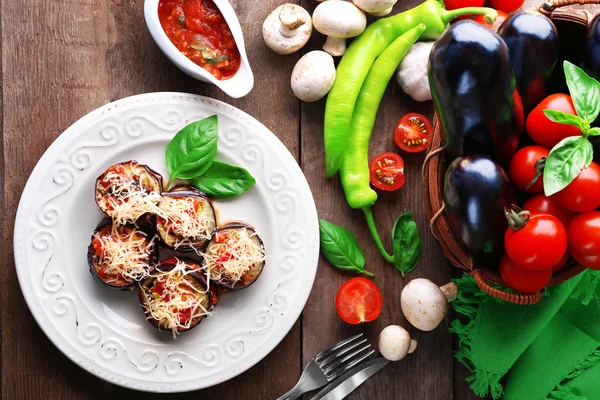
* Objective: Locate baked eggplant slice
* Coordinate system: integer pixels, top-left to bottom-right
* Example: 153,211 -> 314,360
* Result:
203,224 -> 266,290
87,218 -> 157,290
95,161 -> 163,226
156,186 -> 217,252
139,257 -> 212,338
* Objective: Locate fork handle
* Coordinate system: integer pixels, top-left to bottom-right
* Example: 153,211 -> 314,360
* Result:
276,381 -> 307,400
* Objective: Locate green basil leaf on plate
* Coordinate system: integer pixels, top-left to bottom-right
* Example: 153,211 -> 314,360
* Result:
543,109 -> 587,131
543,136 -> 594,196
189,161 -> 256,199
392,212 -> 422,277
166,115 -> 219,186
563,61 -> 600,123
318,219 -> 374,277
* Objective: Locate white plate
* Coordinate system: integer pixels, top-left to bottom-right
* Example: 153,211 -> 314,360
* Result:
13,92 -> 319,393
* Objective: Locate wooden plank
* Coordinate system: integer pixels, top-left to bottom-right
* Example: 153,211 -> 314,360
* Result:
298,0 -> 454,399
1,0 -> 300,398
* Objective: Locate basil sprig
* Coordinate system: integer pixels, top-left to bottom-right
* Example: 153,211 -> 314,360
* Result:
392,212 -> 422,276
189,161 -> 256,199
165,115 -> 256,199
542,61 -> 599,196
319,219 -> 374,277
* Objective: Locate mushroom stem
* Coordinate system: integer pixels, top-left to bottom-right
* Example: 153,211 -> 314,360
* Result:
279,4 -> 307,38
408,340 -> 418,354
370,6 -> 394,16
323,36 -> 347,57
440,282 -> 458,302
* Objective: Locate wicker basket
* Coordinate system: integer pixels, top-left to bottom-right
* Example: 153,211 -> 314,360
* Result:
422,1 -> 596,305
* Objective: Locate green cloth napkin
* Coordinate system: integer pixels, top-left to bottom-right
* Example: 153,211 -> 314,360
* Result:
451,270 -> 600,400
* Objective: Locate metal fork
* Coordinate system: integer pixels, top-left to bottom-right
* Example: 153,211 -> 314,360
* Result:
276,333 -> 374,400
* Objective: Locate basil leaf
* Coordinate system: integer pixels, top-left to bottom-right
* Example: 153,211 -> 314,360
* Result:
392,212 -> 422,277
590,127 -> 600,137
318,219 -> 374,277
543,136 -> 594,196
166,115 -> 218,185
189,161 -> 256,199
543,109 -> 587,131
564,61 -> 600,123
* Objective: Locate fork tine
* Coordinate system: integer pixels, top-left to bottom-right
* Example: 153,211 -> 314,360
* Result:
317,338 -> 368,367
326,349 -> 375,380
323,343 -> 372,375
315,333 -> 363,360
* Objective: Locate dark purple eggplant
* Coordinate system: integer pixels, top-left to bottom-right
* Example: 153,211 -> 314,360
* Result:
444,156 -> 517,265
139,257 -> 212,335
87,218 -> 157,290
499,11 -> 559,114
429,21 -> 523,165
583,14 -> 600,81
203,223 -> 265,290
95,160 -> 163,227
156,185 -> 217,252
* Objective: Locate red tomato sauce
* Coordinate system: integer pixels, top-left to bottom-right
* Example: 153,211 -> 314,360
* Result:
158,0 -> 241,80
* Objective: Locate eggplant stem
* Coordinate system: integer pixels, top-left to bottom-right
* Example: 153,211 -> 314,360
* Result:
442,7 -> 498,24
362,207 -> 394,263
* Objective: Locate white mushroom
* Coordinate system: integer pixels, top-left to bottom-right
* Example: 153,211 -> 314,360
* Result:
291,51 -> 337,102
263,4 -> 312,55
378,325 -> 417,362
396,41 -> 434,102
400,279 -> 458,332
313,1 -> 367,57
353,0 -> 398,17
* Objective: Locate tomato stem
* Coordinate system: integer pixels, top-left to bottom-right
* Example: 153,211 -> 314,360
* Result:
506,205 -> 531,231
362,207 -> 394,263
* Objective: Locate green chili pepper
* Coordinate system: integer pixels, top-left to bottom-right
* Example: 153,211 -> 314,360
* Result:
324,0 -> 498,178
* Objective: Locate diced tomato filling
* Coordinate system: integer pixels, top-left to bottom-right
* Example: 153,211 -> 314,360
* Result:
179,308 -> 192,324
92,238 -> 104,258
152,281 -> 168,297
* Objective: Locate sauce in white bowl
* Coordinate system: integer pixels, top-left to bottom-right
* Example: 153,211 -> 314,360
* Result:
144,0 -> 254,98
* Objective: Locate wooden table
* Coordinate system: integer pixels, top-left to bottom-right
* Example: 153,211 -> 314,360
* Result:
2,1 -> 597,399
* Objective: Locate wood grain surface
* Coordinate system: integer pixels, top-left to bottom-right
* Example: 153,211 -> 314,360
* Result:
1,0 -> 597,399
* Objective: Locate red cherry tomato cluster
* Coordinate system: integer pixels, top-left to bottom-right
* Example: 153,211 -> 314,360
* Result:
501,93 -> 600,294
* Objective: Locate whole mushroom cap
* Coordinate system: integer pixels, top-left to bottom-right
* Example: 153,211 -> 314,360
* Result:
378,325 -> 417,361
263,4 -> 312,55
313,1 -> 367,39
291,51 -> 336,102
353,0 -> 398,16
401,278 -> 450,331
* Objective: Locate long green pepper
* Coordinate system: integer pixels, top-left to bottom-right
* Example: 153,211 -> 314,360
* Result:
324,0 -> 498,179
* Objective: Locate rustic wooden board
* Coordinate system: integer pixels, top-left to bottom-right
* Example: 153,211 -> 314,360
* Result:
2,0 -> 599,399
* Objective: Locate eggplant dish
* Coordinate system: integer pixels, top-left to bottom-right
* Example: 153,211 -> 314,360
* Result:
95,161 -> 163,225
156,186 -> 217,252
203,224 -> 265,290
139,257 -> 212,338
87,219 -> 157,289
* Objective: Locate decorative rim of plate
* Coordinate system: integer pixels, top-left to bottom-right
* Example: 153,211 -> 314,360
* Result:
13,92 -> 319,392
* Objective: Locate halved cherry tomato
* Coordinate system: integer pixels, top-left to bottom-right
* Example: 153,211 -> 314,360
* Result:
474,10 -> 508,31
500,254 -> 552,293
522,194 -> 577,231
369,152 -> 405,191
394,113 -> 432,153
526,94 -> 581,148
552,162 -> 600,213
568,211 -> 600,256
508,146 -> 550,193
491,0 -> 523,13
505,213 -> 567,271
335,277 -> 382,325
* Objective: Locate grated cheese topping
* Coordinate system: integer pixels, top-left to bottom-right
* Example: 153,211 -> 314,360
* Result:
96,163 -> 162,225
141,259 -> 211,339
203,228 -> 265,288
156,196 -> 215,250
92,225 -> 155,285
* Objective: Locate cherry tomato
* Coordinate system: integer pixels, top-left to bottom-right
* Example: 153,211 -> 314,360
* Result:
526,94 -> 581,148
500,254 -> 552,293
522,194 -> 577,230
568,211 -> 600,256
335,277 -> 383,324
369,152 -> 405,191
394,113 -> 432,153
474,10 -> 508,31
571,248 -> 600,270
490,0 -> 524,13
552,250 -> 570,273
552,162 -> 600,213
443,0 -> 484,10
505,213 -> 567,271
508,146 -> 549,193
